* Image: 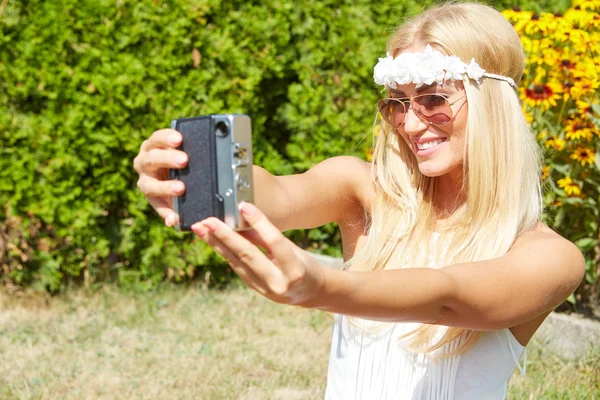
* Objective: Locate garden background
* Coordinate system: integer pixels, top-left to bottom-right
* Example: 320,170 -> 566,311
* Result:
1,0 -> 600,397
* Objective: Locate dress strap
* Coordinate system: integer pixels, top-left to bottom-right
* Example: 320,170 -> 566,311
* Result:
505,330 -> 527,375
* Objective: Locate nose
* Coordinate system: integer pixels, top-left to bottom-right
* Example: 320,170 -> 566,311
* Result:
402,107 -> 429,135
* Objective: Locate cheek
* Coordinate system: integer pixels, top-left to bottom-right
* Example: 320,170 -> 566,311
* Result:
450,136 -> 466,160
454,102 -> 468,131
397,131 -> 415,152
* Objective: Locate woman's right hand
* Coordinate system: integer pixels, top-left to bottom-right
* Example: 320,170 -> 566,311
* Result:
133,129 -> 188,227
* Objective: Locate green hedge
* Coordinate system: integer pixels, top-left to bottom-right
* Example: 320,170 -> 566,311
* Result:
0,0 -> 573,292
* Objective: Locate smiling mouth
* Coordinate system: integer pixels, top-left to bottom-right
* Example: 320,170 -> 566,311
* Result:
416,138 -> 447,150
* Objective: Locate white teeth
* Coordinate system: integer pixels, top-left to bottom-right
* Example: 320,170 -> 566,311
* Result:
416,139 -> 444,150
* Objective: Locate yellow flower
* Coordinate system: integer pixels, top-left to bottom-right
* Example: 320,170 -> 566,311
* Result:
565,118 -> 595,141
555,25 -> 591,48
573,0 -> 600,11
544,136 -> 566,150
557,177 -> 582,196
569,74 -> 600,99
570,147 -> 596,166
524,81 -> 563,109
540,47 -> 561,68
373,123 -> 380,137
537,131 -> 549,140
590,13 -> 600,29
502,8 -> 534,32
502,8 -> 533,22
564,7 -> 599,29
523,12 -> 559,35
542,165 -> 551,180
559,58 -> 577,71
576,99 -> 594,117
523,37 -> 556,66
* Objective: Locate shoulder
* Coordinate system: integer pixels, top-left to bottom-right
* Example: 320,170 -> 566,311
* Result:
437,223 -> 585,330
307,156 -> 375,209
512,223 -> 582,258
509,223 -> 585,286
313,155 -> 372,178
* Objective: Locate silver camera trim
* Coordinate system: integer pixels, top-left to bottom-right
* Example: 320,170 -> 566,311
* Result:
170,114 -> 254,231
214,114 -> 254,230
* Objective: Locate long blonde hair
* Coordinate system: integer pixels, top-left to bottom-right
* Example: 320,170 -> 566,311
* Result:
347,2 -> 542,355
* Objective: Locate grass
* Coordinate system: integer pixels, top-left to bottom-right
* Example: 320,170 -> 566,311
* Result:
508,339 -> 600,399
0,285 -> 598,399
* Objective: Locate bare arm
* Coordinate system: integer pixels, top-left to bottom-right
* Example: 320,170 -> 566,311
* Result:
192,208 -> 585,332
253,156 -> 372,231
313,227 -> 585,330
134,128 -> 372,231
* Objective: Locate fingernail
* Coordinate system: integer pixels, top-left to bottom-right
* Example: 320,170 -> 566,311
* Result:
171,182 -> 184,193
175,154 -> 187,165
169,134 -> 181,145
240,202 -> 256,217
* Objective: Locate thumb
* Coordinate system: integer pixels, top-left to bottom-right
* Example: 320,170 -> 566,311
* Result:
238,202 -> 296,266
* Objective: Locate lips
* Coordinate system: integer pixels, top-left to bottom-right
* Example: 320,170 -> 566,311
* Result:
412,137 -> 448,155
416,138 -> 446,150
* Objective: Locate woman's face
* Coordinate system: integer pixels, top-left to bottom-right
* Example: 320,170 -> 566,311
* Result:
391,44 -> 469,179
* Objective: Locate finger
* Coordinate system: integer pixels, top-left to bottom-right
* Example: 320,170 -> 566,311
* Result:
164,210 -> 180,228
135,148 -> 188,174
192,218 -> 281,281
137,175 -> 186,198
142,129 -> 182,151
193,224 -> 269,295
146,197 -> 178,224
238,229 -> 274,258
238,202 -> 297,269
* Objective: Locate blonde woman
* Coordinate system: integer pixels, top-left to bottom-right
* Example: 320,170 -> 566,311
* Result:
134,2 -> 584,398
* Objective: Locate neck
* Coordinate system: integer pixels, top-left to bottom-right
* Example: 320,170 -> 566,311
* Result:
434,167 -> 466,219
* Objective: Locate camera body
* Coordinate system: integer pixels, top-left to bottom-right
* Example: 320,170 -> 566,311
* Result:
169,114 -> 254,231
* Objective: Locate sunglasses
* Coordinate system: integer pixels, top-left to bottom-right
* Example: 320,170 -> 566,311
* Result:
377,93 -> 466,127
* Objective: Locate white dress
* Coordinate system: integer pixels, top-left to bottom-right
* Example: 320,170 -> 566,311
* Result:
325,234 -> 526,399
325,316 -> 526,399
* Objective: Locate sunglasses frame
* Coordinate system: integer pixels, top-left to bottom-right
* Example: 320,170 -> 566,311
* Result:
377,93 -> 467,127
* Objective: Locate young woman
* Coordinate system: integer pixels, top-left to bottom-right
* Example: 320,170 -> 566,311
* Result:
134,3 -> 584,398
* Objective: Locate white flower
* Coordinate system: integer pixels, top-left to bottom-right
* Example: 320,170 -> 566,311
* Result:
373,45 -> 498,89
391,56 -> 411,86
373,53 -> 397,88
443,55 -> 467,82
412,45 -> 445,87
466,58 -> 486,83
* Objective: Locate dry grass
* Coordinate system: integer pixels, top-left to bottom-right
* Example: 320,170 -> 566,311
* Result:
507,339 -> 600,399
0,285 -> 331,399
0,285 -> 598,399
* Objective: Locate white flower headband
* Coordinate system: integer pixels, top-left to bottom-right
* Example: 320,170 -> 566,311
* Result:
373,44 -> 518,90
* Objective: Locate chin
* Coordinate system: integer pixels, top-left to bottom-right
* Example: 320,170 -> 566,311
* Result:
417,161 -> 462,178
418,167 -> 448,178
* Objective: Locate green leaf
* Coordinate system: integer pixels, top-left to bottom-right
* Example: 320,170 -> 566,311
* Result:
575,238 -> 596,252
563,196 -> 583,205
553,207 -> 565,228
584,260 -> 597,285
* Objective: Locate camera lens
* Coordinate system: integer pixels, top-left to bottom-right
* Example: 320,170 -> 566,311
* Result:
215,121 -> 229,137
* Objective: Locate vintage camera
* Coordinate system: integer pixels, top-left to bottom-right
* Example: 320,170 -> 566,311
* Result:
169,114 -> 254,231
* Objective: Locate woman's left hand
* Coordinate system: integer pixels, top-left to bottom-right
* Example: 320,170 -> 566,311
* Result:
191,202 -> 326,307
